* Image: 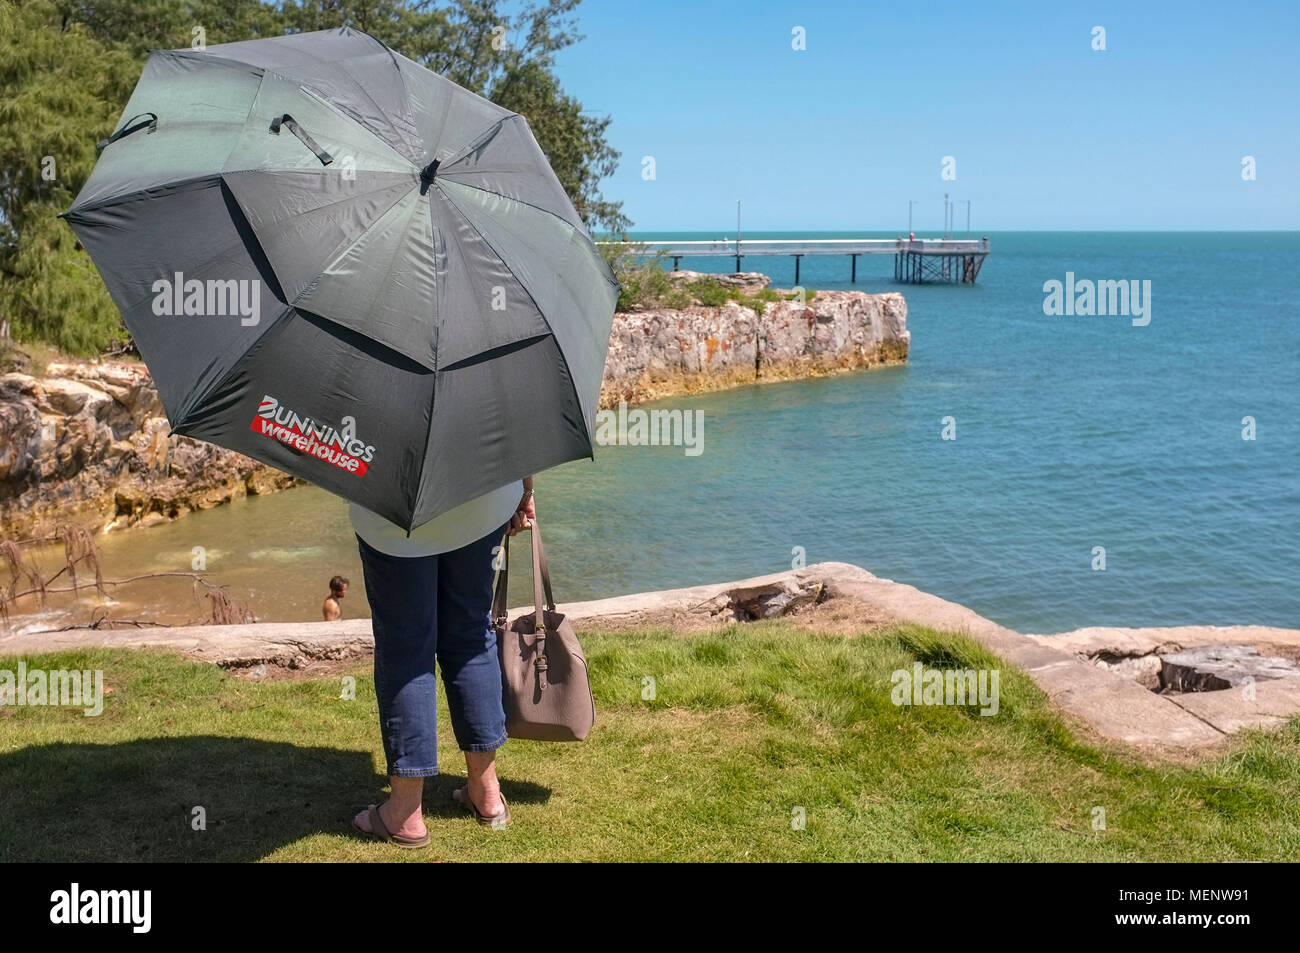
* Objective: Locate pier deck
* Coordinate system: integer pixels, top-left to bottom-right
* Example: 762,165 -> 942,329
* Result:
602,237 -> 990,284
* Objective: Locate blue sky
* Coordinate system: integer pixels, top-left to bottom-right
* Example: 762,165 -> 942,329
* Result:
550,0 -> 1299,231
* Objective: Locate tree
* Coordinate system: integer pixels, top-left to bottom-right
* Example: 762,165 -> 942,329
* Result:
0,0 -> 138,353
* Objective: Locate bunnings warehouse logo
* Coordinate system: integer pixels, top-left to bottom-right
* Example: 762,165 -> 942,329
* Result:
250,395 -> 375,476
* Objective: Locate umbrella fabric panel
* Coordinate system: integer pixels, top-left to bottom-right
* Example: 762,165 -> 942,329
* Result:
225,68 -> 415,176
426,186 -> 552,369
437,179 -> 618,432
412,334 -> 589,527
63,178 -> 285,425
179,308 -> 436,529
286,188 -> 440,370
392,49 -> 515,166
68,52 -> 263,211
437,115 -> 587,233
198,28 -> 422,164
223,168 -> 417,320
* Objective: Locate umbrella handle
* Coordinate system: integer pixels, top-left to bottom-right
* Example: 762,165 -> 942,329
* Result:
269,114 -> 334,167
96,113 -> 158,151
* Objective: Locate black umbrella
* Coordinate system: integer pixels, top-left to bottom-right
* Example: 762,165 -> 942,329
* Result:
62,27 -> 619,529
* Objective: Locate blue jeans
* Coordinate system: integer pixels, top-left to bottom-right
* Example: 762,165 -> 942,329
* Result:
356,524 -> 509,778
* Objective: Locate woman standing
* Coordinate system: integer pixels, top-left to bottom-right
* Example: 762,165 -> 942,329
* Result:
350,476 -> 535,847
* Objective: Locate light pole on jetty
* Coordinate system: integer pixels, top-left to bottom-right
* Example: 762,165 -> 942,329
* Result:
735,200 -> 742,273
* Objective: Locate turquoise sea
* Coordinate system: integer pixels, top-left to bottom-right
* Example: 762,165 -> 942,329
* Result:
12,231 -> 1297,634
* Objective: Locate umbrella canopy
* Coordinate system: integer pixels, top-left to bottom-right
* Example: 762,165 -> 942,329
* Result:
61,27 -> 619,530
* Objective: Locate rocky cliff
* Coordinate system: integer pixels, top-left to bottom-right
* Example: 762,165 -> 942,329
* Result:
600,284 -> 908,407
0,361 -> 297,539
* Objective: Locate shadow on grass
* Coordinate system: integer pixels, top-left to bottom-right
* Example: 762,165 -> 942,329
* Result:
0,736 -> 550,862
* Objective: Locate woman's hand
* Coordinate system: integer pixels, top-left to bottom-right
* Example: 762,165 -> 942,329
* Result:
507,483 -> 535,536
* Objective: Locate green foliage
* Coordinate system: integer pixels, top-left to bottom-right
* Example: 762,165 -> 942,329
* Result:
0,0 -> 138,353
599,239 -> 688,311
0,0 -> 626,356
687,278 -> 730,307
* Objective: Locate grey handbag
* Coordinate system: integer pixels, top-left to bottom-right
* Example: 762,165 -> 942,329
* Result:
491,519 -> 595,742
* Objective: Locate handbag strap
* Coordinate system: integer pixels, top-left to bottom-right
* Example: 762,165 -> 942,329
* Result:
490,518 -> 556,630
530,518 -> 557,613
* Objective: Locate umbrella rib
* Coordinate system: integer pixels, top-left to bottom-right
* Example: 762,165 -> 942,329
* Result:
433,186 -> 592,446
291,79 -> 417,170
436,114 -> 512,168
369,27 -> 421,156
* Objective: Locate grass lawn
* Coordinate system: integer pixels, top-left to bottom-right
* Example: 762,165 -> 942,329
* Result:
2,620 -> 1298,862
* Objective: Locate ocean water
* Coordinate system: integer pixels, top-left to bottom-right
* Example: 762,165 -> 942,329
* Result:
7,231 -> 1297,634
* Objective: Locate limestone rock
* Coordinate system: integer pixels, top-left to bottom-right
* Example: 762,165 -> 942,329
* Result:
1159,645 -> 1300,692
601,289 -> 908,407
0,359 -> 299,538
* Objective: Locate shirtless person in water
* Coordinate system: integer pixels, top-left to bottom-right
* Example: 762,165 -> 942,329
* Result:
323,575 -> 348,621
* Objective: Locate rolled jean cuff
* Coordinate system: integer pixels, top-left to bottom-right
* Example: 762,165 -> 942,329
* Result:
387,765 -> 440,778
461,730 -> 508,753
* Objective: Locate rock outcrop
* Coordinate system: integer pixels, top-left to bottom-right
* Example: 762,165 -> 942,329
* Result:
1031,625 -> 1300,693
0,361 -> 298,539
600,289 -> 908,407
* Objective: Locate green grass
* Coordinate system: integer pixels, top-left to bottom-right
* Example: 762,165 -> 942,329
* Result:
2,621 -> 1298,861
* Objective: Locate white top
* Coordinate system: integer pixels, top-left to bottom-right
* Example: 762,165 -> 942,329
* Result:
349,480 -> 523,558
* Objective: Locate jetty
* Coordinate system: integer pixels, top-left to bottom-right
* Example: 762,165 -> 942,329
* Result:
603,237 -> 990,285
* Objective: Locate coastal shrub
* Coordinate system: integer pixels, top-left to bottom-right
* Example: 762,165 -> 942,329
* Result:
686,279 -> 731,307
685,279 -> 818,315
598,239 -> 690,311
